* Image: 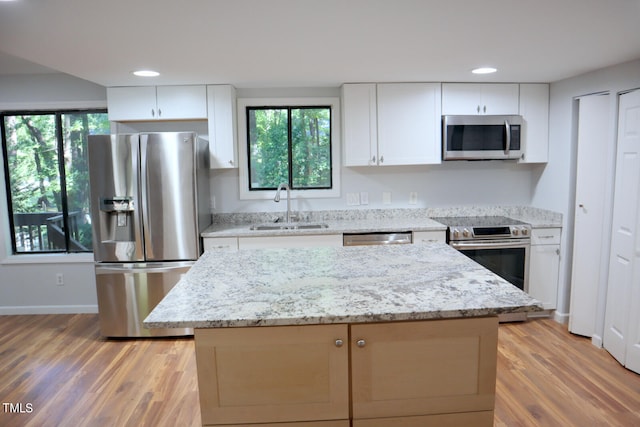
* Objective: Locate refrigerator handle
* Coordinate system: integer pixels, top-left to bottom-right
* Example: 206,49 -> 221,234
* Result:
139,134 -> 154,259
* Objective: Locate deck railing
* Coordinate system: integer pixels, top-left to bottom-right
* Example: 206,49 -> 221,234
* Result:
13,211 -> 89,252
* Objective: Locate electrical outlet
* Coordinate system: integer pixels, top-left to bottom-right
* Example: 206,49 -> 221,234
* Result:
382,192 -> 392,205
409,192 -> 418,205
56,273 -> 64,286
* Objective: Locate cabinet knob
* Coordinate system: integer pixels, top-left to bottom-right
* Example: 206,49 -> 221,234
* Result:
228,160 -> 234,165
371,155 -> 376,164
151,109 -> 155,117
158,108 -> 162,117
335,339 -> 344,347
356,339 -> 366,348
476,105 -> 481,114
380,156 -> 384,164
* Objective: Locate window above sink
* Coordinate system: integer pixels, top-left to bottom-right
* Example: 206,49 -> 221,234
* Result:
237,96 -> 341,200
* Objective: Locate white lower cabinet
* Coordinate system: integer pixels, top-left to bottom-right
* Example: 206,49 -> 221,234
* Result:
202,237 -> 239,251
528,228 -> 561,309
194,317 -> 498,426
412,230 -> 446,243
238,234 -> 343,249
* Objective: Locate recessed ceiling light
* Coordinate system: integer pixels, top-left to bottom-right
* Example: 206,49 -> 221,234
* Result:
132,70 -> 160,77
472,67 -> 498,75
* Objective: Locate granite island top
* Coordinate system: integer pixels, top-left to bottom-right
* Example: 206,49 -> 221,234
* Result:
144,243 -> 543,329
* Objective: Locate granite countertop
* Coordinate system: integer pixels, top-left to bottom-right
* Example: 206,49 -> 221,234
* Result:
201,206 -> 562,238
144,243 -> 543,329
202,217 -> 446,238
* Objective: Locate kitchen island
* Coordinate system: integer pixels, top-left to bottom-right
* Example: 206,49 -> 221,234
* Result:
145,243 -> 542,427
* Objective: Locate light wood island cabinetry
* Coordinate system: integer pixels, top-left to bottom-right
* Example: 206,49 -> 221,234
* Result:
145,245 -> 541,427
194,317 -> 498,427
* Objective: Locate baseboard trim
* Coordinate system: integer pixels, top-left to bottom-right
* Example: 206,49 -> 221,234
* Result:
0,305 -> 98,315
553,310 -> 570,324
591,334 -> 603,348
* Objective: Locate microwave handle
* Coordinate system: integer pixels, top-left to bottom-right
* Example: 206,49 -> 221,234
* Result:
504,119 -> 511,156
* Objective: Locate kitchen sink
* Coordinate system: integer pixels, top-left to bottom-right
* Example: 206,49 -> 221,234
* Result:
249,222 -> 329,231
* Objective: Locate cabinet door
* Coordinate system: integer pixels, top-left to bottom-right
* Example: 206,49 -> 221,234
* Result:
519,84 -> 549,163
377,83 -> 441,165
351,317 -> 498,420
412,230 -> 445,243
202,237 -> 239,251
529,243 -> 560,310
107,86 -> 157,121
195,325 -> 349,425
481,84 -> 519,115
342,84 -> 377,166
442,83 -> 518,115
238,234 -> 343,249
207,85 -> 238,168
156,85 -> 207,120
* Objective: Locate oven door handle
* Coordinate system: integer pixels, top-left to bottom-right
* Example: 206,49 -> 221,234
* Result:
450,240 -> 530,250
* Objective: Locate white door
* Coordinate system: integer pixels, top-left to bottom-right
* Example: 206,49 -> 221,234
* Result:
569,94 -> 611,337
603,89 -> 640,373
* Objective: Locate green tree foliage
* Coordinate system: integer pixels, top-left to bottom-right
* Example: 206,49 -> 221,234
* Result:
2,111 -> 109,251
248,106 -> 331,190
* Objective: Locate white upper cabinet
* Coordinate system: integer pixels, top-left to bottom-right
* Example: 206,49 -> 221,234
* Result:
207,85 -> 238,169
106,85 -> 207,121
518,83 -> 549,163
442,83 -> 519,115
342,83 -> 377,166
342,83 -> 441,166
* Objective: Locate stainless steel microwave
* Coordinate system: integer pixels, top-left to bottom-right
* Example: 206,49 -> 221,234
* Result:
442,115 -> 523,160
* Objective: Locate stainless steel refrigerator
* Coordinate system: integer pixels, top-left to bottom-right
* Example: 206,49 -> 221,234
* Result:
88,132 -> 210,337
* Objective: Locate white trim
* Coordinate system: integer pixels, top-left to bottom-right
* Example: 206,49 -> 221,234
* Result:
237,97 -> 341,200
553,310 -> 570,324
0,100 -> 107,111
1,252 -> 94,265
0,305 -> 98,315
592,334 -> 603,348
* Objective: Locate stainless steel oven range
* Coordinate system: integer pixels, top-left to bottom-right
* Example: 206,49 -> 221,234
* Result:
432,216 -> 531,320
432,216 -> 531,321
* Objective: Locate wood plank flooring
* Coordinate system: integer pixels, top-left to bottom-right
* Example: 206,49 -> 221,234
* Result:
0,315 -> 638,427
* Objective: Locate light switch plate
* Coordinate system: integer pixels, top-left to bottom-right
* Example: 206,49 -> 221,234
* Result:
347,192 -> 360,206
360,192 -> 369,205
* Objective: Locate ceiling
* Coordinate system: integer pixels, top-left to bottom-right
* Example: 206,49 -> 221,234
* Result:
0,0 -> 639,88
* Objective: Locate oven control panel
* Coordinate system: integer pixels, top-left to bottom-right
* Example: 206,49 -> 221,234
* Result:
449,225 -> 531,241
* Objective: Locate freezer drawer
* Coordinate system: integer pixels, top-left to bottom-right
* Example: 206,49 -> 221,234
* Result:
95,263 -> 193,337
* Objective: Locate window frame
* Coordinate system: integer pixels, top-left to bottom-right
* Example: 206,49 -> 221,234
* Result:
1,108 -> 108,255
237,97 -> 341,200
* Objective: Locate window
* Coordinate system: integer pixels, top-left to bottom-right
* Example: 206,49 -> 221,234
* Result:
247,106 -> 332,190
238,97 -> 341,200
1,110 -> 109,254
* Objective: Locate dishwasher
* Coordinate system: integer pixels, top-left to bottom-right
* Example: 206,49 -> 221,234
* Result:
343,231 -> 413,246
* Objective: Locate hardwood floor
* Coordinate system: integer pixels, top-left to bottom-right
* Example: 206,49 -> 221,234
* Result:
0,315 -> 638,427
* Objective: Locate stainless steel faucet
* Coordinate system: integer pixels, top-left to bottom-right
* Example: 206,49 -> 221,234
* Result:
274,183 -> 292,223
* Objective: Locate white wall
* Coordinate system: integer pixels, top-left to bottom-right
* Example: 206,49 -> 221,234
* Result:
534,58 -> 640,327
0,73 -> 107,314
212,161 -> 535,213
